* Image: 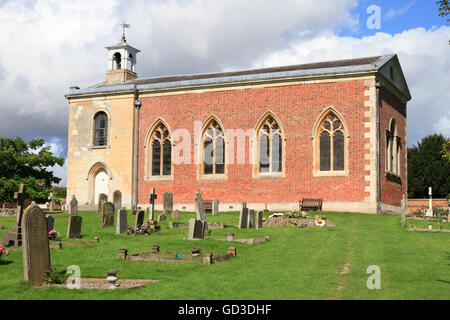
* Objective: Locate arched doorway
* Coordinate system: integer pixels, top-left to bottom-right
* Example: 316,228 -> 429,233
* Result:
94,170 -> 109,205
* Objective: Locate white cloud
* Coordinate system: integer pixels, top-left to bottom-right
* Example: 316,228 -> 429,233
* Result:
384,1 -> 415,21
255,26 -> 450,145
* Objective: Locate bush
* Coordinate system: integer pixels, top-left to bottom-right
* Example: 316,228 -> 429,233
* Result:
446,193 -> 450,201
43,268 -> 64,285
433,206 -> 449,218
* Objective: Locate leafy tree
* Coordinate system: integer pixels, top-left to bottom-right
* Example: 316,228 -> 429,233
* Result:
442,139 -> 450,162
437,0 -> 450,43
0,137 -> 65,203
407,134 -> 450,198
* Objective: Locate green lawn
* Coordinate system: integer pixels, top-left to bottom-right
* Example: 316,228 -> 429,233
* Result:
0,210 -> 448,300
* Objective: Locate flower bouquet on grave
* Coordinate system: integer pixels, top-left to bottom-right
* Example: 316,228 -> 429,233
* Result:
314,215 -> 325,227
48,230 -> 58,240
126,225 -> 135,235
0,245 -> 10,261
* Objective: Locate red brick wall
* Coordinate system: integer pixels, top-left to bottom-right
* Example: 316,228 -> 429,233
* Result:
137,80 -> 372,206
408,199 -> 449,213
379,87 -> 407,207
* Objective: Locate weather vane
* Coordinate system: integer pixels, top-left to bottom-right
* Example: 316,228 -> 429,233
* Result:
120,22 -> 131,42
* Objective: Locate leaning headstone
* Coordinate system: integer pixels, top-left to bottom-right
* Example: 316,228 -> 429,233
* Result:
239,206 -> 248,229
22,204 -> 51,286
101,202 -> 115,228
116,209 -> 127,234
195,192 -> 206,221
212,200 -> 219,216
97,193 -> 108,214
68,195 -> 78,216
67,216 -> 82,239
46,216 -> 55,234
256,211 -> 263,229
134,210 -> 145,230
172,210 -> 181,220
248,210 -> 255,228
188,218 -> 204,240
163,192 -> 173,215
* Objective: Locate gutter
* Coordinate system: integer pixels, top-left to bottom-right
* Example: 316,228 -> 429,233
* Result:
375,82 -> 382,214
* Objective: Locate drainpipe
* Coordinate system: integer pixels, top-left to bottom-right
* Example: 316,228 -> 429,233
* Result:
375,82 -> 382,214
134,97 -> 142,210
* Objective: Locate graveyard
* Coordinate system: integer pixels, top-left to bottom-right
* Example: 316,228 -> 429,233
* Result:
0,191 -> 449,300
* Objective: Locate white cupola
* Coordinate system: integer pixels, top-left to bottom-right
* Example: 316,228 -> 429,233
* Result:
105,24 -> 140,84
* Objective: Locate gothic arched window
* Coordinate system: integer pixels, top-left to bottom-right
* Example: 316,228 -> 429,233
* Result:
257,115 -> 283,174
202,119 -> 225,176
317,112 -> 345,172
150,123 -> 172,177
386,119 -> 401,176
93,112 -> 108,146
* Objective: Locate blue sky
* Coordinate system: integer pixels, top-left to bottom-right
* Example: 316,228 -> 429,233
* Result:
343,0 -> 447,37
0,0 -> 448,187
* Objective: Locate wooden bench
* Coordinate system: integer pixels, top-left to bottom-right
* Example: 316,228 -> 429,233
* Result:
203,200 -> 213,213
299,198 -> 323,211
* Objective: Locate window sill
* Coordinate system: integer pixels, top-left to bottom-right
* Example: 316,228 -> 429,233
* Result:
255,172 -> 285,179
145,176 -> 174,182
89,145 -> 110,150
199,175 -> 227,181
313,170 -> 348,177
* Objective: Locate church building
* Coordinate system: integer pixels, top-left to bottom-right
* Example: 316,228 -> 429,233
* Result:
65,34 -> 411,214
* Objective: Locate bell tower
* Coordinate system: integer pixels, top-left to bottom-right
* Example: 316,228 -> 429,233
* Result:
105,23 -> 140,84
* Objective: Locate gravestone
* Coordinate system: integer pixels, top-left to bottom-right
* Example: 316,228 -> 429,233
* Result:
248,210 -> 255,228
172,210 -> 181,220
46,216 -> 55,234
256,211 -> 263,229
48,193 -> 55,211
134,210 -> 145,230
113,191 -> 122,213
68,195 -> 78,216
1,184 -> 28,246
401,195 -> 407,228
67,216 -> 82,238
97,193 -> 108,214
163,192 -> 173,215
101,202 -> 115,228
212,200 -> 219,216
239,206 -> 248,229
22,204 -> 51,286
194,192 -> 207,235
158,214 -> 166,222
188,218 -> 204,240
116,209 -> 127,234
149,189 -> 157,220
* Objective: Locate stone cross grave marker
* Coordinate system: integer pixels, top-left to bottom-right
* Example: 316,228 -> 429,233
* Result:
256,211 -> 263,229
46,216 -> 54,234
97,193 -> 108,214
163,192 -> 173,215
149,188 -> 157,220
1,184 -> 28,246
239,204 -> 248,229
116,209 -> 128,234
22,204 -> 51,286
48,193 -> 55,211
67,215 -> 82,238
134,210 -> 145,230
212,200 -> 219,216
69,195 -> 78,216
101,202 -> 115,228
248,210 -> 255,228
